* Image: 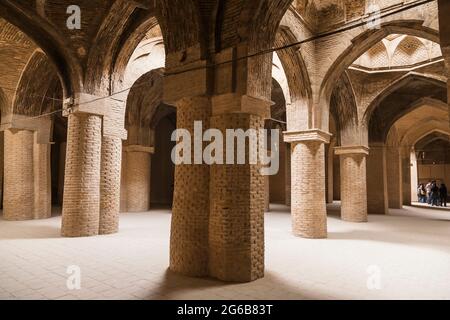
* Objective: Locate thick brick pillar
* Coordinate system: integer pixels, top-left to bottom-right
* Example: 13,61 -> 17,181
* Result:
170,96 -> 211,277
3,129 -> 35,220
284,130 -> 331,238
122,145 -> 154,212
335,146 -> 369,222
61,113 -> 102,237
387,146 -> 403,209
209,94 -> 269,282
99,136 -> 122,234
33,138 -> 52,219
367,143 -> 388,214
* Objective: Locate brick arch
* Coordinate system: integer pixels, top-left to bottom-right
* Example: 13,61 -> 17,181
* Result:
0,0 -> 83,96
407,125 -> 450,149
330,71 -> 359,146
112,18 -> 161,91
322,22 -> 440,98
0,87 -> 8,120
156,0 -> 204,55
83,0 -> 146,94
415,131 -> 450,151
125,69 -> 164,145
12,50 -> 61,117
275,26 -> 312,104
364,74 -> 447,143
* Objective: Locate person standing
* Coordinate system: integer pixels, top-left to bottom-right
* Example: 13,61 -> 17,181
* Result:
440,183 -> 448,207
431,181 -> 439,206
418,184 -> 426,203
425,181 -> 432,204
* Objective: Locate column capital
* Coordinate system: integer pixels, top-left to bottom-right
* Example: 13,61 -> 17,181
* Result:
334,145 -> 369,156
283,129 -> 332,144
0,114 -> 52,144
64,93 -> 128,140
163,57 -> 209,106
63,93 -> 109,117
211,93 -> 273,118
123,145 -> 155,154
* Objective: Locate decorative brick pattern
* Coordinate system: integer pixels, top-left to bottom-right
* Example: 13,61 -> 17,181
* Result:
290,140 -> 327,238
170,96 -> 211,277
99,136 -> 122,235
61,113 -> 102,237
209,113 -> 265,282
339,153 -> 368,222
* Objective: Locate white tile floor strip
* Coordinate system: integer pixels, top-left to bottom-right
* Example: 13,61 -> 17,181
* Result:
1,204 -> 450,300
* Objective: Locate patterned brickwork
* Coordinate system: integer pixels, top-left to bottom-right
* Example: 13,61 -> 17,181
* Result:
124,151 -> 151,212
209,113 -> 265,282
340,153 -> 368,222
291,140 -> 327,238
170,96 -> 211,277
99,136 -> 122,234
61,113 -> 102,237
3,129 -> 34,220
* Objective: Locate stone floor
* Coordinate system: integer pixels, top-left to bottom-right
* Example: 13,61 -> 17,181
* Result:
1,203 -> 450,300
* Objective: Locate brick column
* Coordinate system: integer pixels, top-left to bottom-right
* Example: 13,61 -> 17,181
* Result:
410,149 -> 419,202
3,129 -> 35,220
122,145 -> 154,212
99,136 -> 122,234
33,137 -> 52,219
284,130 -> 331,238
335,146 -> 369,222
208,94 -> 270,282
170,96 -> 211,277
387,146 -> 403,209
402,147 -> 411,206
61,113 -> 102,237
367,143 -> 388,214
285,143 -> 291,206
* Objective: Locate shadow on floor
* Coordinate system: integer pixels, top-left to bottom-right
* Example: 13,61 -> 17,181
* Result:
146,269 -> 327,300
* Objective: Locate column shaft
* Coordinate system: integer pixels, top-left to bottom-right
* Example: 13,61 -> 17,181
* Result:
387,147 -> 402,209
291,140 -> 327,238
170,96 -> 211,277
3,129 -> 35,220
209,113 -> 265,282
33,139 -> 52,219
124,151 -> 151,212
339,152 -> 368,222
99,136 -> 122,234
61,113 -> 102,237
367,145 -> 388,214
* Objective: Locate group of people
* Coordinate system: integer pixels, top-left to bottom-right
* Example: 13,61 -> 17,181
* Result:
417,181 -> 448,207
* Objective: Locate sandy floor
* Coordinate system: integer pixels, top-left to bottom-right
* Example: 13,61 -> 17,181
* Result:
1,203 -> 450,300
